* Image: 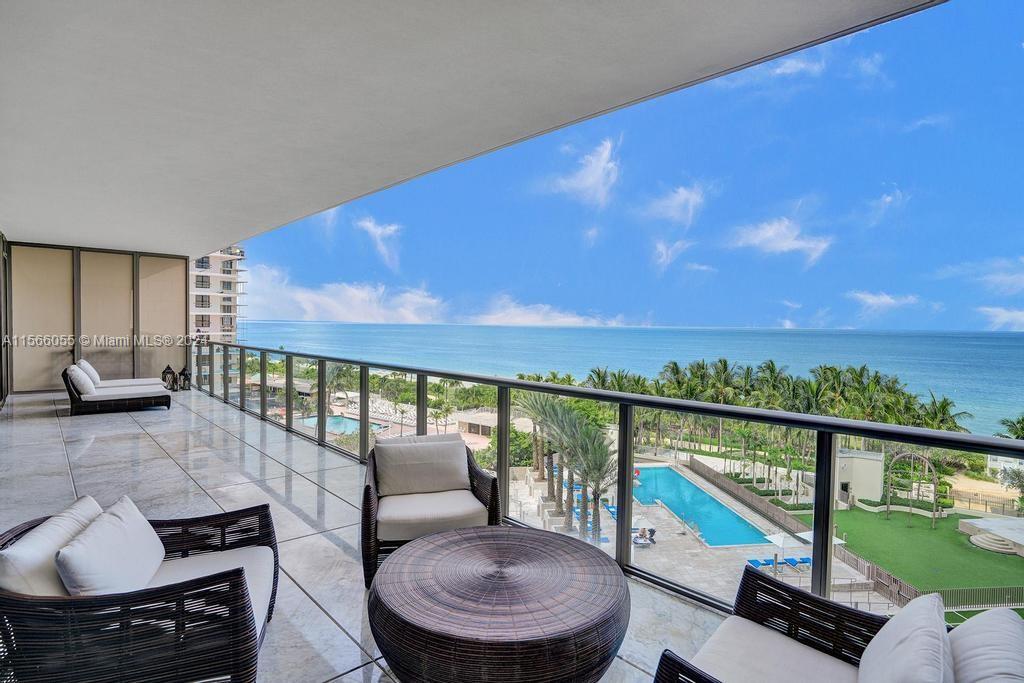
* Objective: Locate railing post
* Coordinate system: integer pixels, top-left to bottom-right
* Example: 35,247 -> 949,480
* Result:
259,351 -> 268,418
811,430 -> 836,597
285,355 -> 294,431
317,359 -> 327,445
359,365 -> 370,463
238,348 -> 247,411
497,386 -> 511,518
221,344 -> 229,403
615,403 -> 635,569
416,374 -> 428,436
205,342 -> 214,395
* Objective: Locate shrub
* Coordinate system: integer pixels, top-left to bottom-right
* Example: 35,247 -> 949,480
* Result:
859,495 -> 953,511
746,485 -> 795,497
726,475 -> 767,484
769,498 -> 813,511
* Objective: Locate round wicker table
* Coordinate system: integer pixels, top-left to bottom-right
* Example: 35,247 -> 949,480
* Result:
367,526 -> 630,683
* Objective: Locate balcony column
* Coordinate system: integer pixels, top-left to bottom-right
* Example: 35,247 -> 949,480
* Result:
238,347 -> 246,411
259,351 -> 268,418
811,430 -> 837,597
285,355 -> 294,430
615,403 -> 635,569
496,386 -> 511,518
416,374 -> 428,436
359,365 -> 370,463
221,344 -> 229,402
317,359 -> 327,445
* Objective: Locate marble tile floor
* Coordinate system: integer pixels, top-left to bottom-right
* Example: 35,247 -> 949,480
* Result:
0,390 -> 723,682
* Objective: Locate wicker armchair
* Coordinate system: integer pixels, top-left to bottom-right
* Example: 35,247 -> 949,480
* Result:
0,504 -> 279,683
362,443 -> 500,588
653,566 -> 890,682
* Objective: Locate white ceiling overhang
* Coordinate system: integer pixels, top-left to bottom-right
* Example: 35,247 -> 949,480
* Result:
0,1 -> 944,256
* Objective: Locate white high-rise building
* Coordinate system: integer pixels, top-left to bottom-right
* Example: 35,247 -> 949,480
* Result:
189,246 -> 245,343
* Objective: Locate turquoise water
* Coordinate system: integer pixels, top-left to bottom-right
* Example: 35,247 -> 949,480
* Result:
300,415 -> 379,434
243,322 -> 1023,435
634,466 -> 766,546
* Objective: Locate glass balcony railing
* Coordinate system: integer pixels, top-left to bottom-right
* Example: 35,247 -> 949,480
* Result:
190,340 -> 1024,619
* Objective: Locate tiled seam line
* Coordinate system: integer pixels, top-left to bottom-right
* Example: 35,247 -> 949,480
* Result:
52,398 -> 80,499
133,399 -> 375,681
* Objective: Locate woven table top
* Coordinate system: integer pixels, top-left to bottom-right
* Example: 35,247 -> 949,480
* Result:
371,526 -> 629,643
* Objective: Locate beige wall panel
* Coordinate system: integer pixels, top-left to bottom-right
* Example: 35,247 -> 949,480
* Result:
11,246 -> 73,391
138,256 -> 186,377
80,251 -> 134,379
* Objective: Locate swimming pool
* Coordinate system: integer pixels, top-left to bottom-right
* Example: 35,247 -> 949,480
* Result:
633,466 -> 767,546
300,415 -> 382,434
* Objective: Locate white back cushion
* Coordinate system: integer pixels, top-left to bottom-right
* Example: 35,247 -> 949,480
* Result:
56,496 -> 165,595
67,365 -> 96,395
76,358 -> 102,384
858,592 -> 953,683
0,496 -> 103,596
948,607 -> 1024,683
374,433 -> 470,497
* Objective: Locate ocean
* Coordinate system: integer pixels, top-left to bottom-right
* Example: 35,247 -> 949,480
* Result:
241,322 -> 1023,436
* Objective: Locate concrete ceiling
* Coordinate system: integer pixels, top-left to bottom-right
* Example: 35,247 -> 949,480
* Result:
0,1 -> 943,257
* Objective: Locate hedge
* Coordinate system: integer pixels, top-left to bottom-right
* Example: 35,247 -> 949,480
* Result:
746,485 -> 795,497
726,475 -> 767,484
769,498 -> 814,511
858,495 -> 953,511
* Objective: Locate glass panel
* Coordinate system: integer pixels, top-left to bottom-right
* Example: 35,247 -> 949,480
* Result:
210,344 -> 224,398
827,437 -> 1024,623
191,341 -> 204,390
80,251 -> 133,379
367,369 -> 417,449
426,377 -> 498,472
138,256 -> 186,378
265,352 -> 287,427
290,355 -> 320,439
244,349 -> 262,409
507,389 -> 618,557
226,347 -> 241,404
629,408 -> 817,604
324,361 -> 362,454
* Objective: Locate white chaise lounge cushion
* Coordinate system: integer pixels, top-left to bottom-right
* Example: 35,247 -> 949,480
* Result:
948,607 -> 1024,683
858,592 -> 953,683
67,365 -> 96,395
55,496 -> 165,595
691,615 -> 858,683
0,496 -> 103,596
97,377 -> 165,388
376,489 -> 488,541
76,359 -> 102,385
81,385 -> 171,402
147,545 -> 275,636
374,433 -> 470,497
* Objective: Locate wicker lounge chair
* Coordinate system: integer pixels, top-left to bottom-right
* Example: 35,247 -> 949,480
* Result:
62,367 -> 171,415
361,434 -> 499,588
0,504 -> 278,683
652,565 -> 888,682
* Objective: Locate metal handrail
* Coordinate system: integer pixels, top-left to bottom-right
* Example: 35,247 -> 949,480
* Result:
201,340 -> 1024,459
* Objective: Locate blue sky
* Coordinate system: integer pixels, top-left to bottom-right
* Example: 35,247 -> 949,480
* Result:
243,1 -> 1024,331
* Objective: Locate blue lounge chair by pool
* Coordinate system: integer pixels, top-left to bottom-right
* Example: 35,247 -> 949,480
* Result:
798,557 -> 812,565
604,504 -> 618,520
746,559 -> 763,568
783,558 -> 800,569
759,558 -> 779,568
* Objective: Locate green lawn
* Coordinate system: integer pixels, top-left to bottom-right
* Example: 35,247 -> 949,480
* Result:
795,508 -> 1024,590
945,608 -> 1024,624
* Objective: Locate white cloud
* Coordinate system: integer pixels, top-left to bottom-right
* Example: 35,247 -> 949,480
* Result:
867,186 -> 909,226
846,290 -> 919,318
853,52 -> 891,87
732,217 -> 832,265
779,318 -> 798,329
977,306 -> 1024,331
354,216 -> 401,271
935,256 -> 1024,294
716,49 -> 827,90
550,138 -> 620,208
653,239 -> 693,271
903,114 -> 951,133
781,300 -> 802,310
684,262 -> 716,273
646,184 -> 706,228
472,295 -> 620,327
770,56 -> 826,77
582,226 -> 600,247
245,264 -> 445,323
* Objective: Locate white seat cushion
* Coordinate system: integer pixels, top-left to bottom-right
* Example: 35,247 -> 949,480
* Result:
76,358 -> 102,384
374,434 -> 470,497
81,385 -> 171,401
692,615 -> 858,683
0,496 -> 103,596
376,489 -> 488,541
56,496 -> 166,595
96,377 -> 165,388
858,592 -> 953,683
147,545 -> 275,636
948,607 -> 1024,683
67,365 -> 96,395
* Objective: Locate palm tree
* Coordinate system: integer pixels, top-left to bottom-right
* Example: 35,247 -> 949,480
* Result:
708,358 -> 737,464
919,392 -> 972,432
996,415 -> 1024,440
515,391 -> 558,501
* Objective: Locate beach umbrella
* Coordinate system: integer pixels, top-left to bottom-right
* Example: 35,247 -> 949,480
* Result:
795,530 -> 846,546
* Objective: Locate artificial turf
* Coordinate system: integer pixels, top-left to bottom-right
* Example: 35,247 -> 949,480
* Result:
795,508 -> 1024,591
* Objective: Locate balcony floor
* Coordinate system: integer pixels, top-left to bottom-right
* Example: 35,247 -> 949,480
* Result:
0,390 -> 723,682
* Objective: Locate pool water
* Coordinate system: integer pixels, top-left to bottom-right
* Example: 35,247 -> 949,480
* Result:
633,466 -> 767,546
301,415 -> 381,434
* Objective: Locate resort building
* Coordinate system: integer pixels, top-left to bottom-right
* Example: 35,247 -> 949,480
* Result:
1,3 -> 1022,682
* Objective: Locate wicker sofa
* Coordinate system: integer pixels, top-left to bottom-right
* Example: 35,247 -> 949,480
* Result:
0,504 -> 278,683
653,566 -> 889,683
62,367 -> 171,416
361,433 -> 500,588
